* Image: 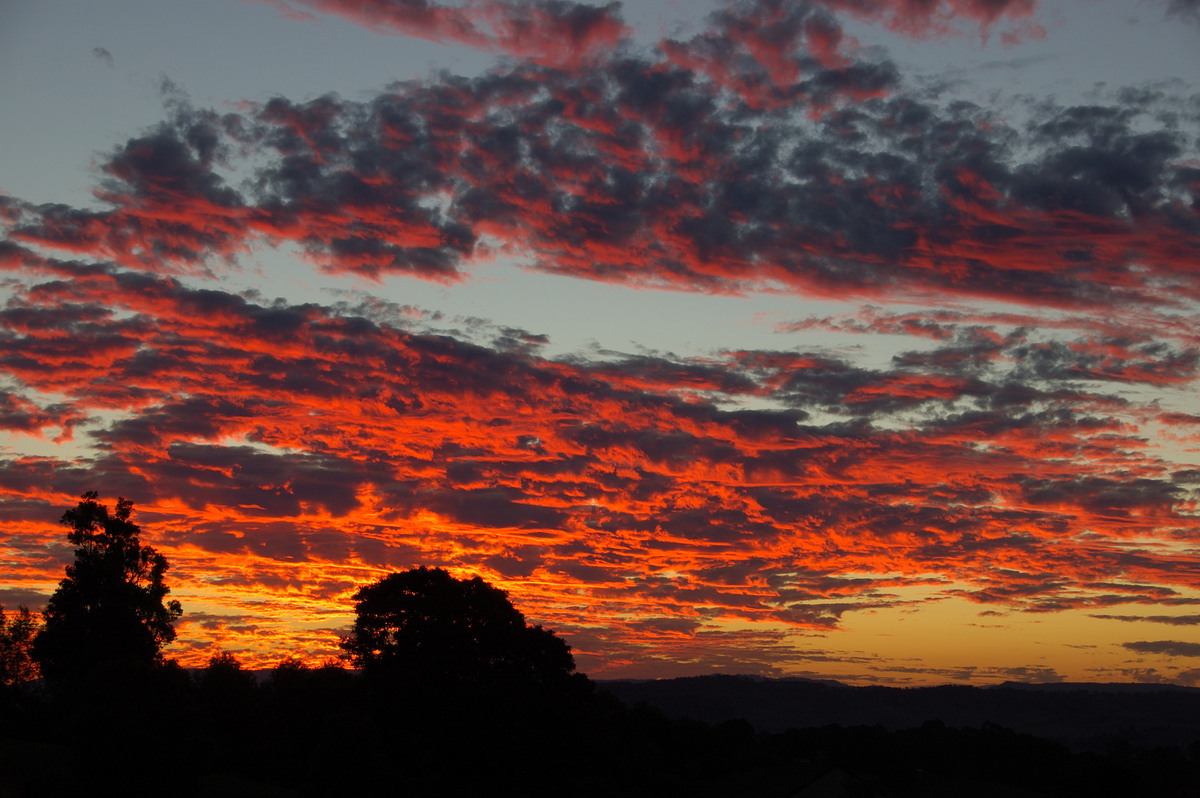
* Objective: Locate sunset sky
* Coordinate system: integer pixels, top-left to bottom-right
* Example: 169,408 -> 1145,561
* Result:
2,0 -> 1199,685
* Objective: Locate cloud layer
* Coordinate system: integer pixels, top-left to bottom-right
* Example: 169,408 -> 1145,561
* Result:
1,0 -> 1198,679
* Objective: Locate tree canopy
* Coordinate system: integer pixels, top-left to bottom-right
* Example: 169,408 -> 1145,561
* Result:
340,566 -> 575,688
33,491 -> 183,684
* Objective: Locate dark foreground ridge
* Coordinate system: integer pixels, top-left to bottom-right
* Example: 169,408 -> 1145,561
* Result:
600,674 -> 1200,752
3,669 -> 1200,797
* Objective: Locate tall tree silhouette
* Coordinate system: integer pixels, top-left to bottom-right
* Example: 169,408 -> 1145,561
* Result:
33,491 -> 183,685
340,566 -> 575,688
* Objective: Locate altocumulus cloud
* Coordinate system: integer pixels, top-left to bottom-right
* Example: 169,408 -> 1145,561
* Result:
1,0 -> 1198,677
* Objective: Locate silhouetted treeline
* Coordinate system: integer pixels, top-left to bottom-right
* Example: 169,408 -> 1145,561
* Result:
3,666 -> 1200,797
604,674 -> 1200,751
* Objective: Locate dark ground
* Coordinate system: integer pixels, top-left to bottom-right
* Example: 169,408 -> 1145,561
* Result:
3,670 -> 1199,797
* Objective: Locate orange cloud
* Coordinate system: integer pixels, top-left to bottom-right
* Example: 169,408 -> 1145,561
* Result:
2,248 -> 1197,671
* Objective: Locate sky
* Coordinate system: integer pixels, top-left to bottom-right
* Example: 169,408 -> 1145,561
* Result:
1,0 -> 1199,686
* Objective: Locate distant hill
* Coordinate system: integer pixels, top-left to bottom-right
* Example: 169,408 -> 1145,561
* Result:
993,680 -> 1200,693
598,675 -> 1200,752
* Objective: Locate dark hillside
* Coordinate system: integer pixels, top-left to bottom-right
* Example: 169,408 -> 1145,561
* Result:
600,675 -> 1200,751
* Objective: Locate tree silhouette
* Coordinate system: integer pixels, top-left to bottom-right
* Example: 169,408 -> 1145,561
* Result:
33,491 -> 183,685
340,566 -> 575,689
0,605 -> 40,686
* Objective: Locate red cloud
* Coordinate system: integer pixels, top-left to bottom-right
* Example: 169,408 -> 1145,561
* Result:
5,6 -> 1196,310
1,254 -> 1197,671
261,0 -> 629,66
2,0 -> 1197,677
821,0 -> 1044,43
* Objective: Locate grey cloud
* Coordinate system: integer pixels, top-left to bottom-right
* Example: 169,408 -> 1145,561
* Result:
9,13 -> 1196,307
1092,614 -> 1200,625
1123,640 -> 1200,657
1162,0 -> 1200,26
